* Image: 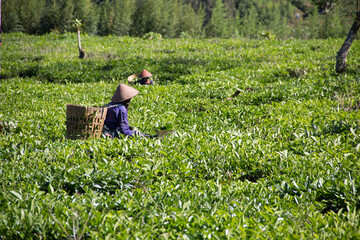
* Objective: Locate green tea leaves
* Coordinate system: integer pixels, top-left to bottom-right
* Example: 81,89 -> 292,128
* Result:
10,191 -> 23,201
1,33 -> 360,239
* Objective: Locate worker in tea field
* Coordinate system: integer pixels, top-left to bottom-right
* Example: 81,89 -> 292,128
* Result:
102,84 -> 157,139
127,69 -> 155,85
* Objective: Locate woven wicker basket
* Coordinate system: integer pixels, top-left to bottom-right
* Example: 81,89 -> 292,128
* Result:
66,104 -> 108,140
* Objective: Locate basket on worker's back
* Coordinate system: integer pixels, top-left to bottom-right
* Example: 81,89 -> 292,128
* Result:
66,104 -> 108,140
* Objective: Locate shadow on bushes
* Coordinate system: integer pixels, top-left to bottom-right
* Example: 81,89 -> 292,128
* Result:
13,56 -> 243,84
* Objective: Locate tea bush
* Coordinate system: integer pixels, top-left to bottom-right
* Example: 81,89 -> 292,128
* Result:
1,33 -> 360,239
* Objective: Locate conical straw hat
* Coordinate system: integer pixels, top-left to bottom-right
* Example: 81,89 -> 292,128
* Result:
111,84 -> 139,103
139,69 -> 152,78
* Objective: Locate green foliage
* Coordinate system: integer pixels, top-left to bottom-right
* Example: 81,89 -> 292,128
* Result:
131,0 -> 173,37
239,4 -> 262,38
178,2 -> 205,38
1,33 -> 360,238
130,0 -> 204,38
159,123 -> 174,130
60,0 -> 76,32
1,0 -> 357,39
112,0 -> 136,36
39,0 -> 76,34
73,0 -> 99,35
18,0 -> 46,34
97,0 -> 136,36
206,0 -> 237,38
142,32 -> 163,40
40,0 -> 62,34
1,0 -> 24,33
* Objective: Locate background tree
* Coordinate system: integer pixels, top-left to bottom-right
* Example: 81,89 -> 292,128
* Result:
239,4 -> 262,38
206,0 -> 237,37
1,0 -> 24,33
310,0 -> 360,72
270,6 -> 292,39
40,0 -> 61,33
334,0 -> 360,72
289,0 -> 313,17
154,0 -> 181,38
59,0 -> 75,32
17,0 -> 45,34
1,0 -> 357,40
131,0 -> 159,36
3,0 -> 45,34
111,0 -> 136,36
73,18 -> 86,58
40,0 -> 74,34
97,0 -> 112,35
73,0 -> 99,35
178,2 -> 205,37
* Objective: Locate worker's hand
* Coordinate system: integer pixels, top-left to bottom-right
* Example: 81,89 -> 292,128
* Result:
142,133 -> 158,139
133,130 -> 157,138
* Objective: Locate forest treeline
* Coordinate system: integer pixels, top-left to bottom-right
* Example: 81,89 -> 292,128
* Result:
1,0 -> 357,39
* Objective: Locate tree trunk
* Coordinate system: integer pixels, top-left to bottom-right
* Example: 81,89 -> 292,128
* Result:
336,11 -> 360,73
77,29 -> 85,59
77,29 -> 82,50
0,0 -> 2,46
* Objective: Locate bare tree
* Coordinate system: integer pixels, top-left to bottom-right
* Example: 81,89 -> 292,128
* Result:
0,0 -> 2,46
73,19 -> 86,59
312,0 -> 359,73
336,5 -> 360,73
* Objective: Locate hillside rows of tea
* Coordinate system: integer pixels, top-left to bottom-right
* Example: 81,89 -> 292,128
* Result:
0,33 -> 360,239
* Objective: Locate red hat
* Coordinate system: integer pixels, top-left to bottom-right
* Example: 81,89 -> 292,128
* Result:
139,69 -> 152,78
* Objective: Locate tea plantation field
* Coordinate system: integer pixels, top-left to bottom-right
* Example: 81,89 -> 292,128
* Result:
1,33 -> 360,239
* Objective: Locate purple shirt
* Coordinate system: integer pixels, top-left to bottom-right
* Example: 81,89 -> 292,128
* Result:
104,102 -> 134,136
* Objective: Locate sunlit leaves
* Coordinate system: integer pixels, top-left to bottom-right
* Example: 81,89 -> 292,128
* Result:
1,34 -> 360,238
